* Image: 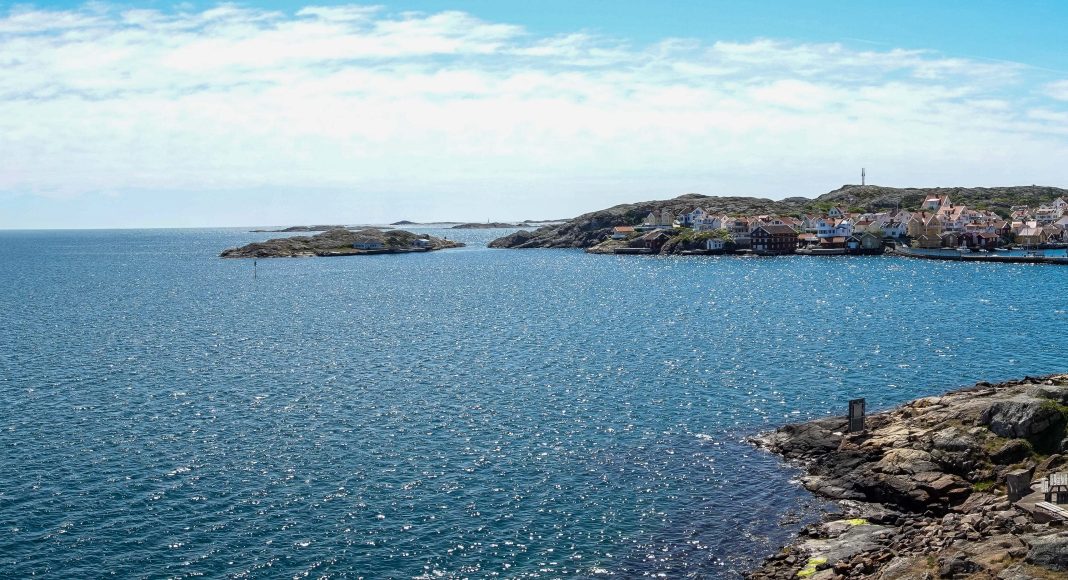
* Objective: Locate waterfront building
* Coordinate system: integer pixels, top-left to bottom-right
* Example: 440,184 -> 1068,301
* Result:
750,225 -> 799,254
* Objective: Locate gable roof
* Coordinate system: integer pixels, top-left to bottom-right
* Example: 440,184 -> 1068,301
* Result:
753,224 -> 798,235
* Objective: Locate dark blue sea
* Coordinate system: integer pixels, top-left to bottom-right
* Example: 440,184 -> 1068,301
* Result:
2,227 -> 1065,578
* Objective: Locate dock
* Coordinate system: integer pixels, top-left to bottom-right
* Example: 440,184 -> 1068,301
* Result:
890,247 -> 1068,265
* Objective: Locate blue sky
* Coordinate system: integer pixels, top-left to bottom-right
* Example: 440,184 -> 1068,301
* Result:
3,1 -> 1068,228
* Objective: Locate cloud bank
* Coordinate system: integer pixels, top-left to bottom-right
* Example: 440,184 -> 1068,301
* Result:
2,3 -> 1067,225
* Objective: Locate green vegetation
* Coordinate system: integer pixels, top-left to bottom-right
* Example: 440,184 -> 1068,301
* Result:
1040,400 -> 1068,417
670,228 -> 732,247
973,480 -> 997,492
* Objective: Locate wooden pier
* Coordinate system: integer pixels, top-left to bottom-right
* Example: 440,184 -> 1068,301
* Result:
891,247 -> 1068,265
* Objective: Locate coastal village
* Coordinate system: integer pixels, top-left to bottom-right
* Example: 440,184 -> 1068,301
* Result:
600,193 -> 1068,257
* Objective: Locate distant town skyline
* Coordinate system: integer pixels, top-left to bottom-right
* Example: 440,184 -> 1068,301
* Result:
3,1 -> 1068,228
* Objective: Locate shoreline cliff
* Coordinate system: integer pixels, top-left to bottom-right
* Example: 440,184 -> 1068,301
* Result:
746,374 -> 1068,579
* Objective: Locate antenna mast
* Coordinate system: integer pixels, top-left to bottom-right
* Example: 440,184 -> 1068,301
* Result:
861,168 -> 866,186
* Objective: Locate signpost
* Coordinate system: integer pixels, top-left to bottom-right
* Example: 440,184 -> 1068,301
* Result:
848,398 -> 866,433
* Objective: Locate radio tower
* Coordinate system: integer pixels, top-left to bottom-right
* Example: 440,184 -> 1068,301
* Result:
861,168 -> 866,186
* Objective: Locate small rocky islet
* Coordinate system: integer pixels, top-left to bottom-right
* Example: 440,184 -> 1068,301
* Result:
747,374 -> 1068,579
248,225 -> 346,233
220,228 -> 463,258
450,222 -> 520,229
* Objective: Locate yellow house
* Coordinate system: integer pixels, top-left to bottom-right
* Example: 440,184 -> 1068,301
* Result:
908,212 -> 943,248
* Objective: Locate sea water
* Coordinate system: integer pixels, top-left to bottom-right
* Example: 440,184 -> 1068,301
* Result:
1,227 -> 1065,578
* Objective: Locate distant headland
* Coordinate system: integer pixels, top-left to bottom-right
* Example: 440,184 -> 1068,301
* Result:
221,228 -> 463,258
249,225 -> 346,233
489,184 -> 1068,257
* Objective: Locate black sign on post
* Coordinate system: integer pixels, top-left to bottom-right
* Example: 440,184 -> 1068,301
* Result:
848,398 -> 866,433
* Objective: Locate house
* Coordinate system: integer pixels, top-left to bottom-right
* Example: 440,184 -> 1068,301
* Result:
815,217 -> 852,239
1016,226 -> 1046,246
725,218 -> 752,248
705,238 -> 726,251
775,216 -> 802,230
640,230 -> 671,251
354,239 -> 384,250
800,214 -> 821,233
659,209 -> 675,227
1051,197 -> 1068,215
881,220 -> 907,239
642,212 -> 659,227
1036,207 -> 1059,225
941,231 -> 962,248
908,212 -> 943,247
937,204 -> 968,232
827,206 -> 846,219
411,238 -> 432,249
971,231 -> 1001,250
611,226 -> 636,240
846,232 -> 884,254
922,194 -> 951,211
750,225 -> 799,254
675,208 -> 707,228
692,213 -> 725,232
1043,225 -> 1062,242
852,219 -> 874,234
1054,216 -> 1068,232
797,232 -> 819,247
819,236 -> 848,249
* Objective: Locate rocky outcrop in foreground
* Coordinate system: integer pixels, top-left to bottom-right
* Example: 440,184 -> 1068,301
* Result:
220,228 -> 463,258
748,375 -> 1068,579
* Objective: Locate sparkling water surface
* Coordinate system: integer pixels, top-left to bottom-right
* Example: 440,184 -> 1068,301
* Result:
2,227 -> 1066,578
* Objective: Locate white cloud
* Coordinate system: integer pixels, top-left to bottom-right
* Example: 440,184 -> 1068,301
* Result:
1044,80 -> 1068,101
1,3 -> 1067,226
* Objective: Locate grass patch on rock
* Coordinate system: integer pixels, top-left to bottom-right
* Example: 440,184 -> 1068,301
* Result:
796,557 -> 828,578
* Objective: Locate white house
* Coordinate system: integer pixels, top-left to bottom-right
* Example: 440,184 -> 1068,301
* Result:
1035,207 -> 1058,225
816,218 -> 853,239
354,240 -> 384,250
676,207 -> 708,228
692,213 -> 725,232
922,194 -> 951,211
705,238 -> 726,251
1050,197 -> 1068,215
881,220 -> 907,239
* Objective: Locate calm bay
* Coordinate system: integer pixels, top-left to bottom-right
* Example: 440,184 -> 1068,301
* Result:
1,227 -> 1065,578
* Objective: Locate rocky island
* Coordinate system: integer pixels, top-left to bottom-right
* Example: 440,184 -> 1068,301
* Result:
220,228 -> 463,258
249,225 -> 346,233
747,375 -> 1068,579
451,222 -> 519,229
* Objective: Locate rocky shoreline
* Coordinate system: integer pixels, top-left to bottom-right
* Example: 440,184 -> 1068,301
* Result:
747,375 -> 1068,579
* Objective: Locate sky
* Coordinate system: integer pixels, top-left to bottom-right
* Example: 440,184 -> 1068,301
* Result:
2,1 -> 1068,228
